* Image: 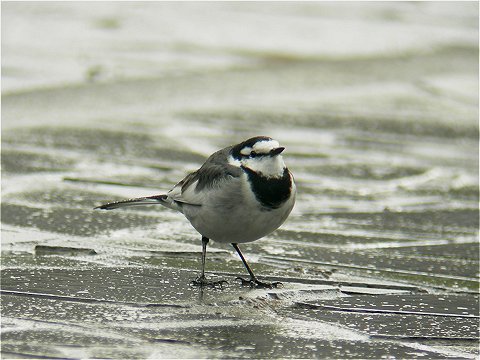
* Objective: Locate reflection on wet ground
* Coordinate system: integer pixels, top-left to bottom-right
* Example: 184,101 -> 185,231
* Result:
2,2 -> 479,359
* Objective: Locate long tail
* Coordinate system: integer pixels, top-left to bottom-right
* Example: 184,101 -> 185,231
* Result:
95,195 -> 168,210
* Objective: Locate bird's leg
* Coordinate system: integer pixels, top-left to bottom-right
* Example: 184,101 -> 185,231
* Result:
191,236 -> 227,287
198,236 -> 209,282
232,243 -> 282,289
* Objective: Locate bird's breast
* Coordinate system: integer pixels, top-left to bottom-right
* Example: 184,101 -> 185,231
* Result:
242,166 -> 294,210
183,171 -> 295,243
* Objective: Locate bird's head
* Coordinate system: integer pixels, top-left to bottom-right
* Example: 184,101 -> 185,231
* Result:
229,136 -> 287,178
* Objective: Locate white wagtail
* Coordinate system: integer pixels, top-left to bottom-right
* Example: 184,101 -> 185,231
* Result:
95,136 -> 296,288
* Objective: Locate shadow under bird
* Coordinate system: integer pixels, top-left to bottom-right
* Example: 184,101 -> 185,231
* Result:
95,136 -> 296,288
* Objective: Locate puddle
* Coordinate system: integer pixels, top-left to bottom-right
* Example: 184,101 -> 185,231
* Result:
1,2 -> 478,359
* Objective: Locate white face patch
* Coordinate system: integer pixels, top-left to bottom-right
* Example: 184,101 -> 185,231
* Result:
229,138 -> 286,178
251,140 -> 280,155
242,155 -> 285,178
240,146 -> 252,156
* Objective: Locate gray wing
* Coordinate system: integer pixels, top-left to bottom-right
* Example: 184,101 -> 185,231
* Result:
96,147 -> 241,213
166,146 -> 243,207
180,147 -> 242,192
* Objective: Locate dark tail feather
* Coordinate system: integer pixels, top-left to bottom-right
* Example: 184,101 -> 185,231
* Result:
94,195 -> 167,210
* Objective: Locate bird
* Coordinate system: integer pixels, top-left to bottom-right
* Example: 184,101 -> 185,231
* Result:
95,136 -> 296,288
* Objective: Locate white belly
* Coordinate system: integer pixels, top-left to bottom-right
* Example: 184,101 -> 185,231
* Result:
183,175 -> 296,243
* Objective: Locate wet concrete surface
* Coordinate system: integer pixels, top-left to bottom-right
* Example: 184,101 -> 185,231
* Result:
2,2 -> 479,359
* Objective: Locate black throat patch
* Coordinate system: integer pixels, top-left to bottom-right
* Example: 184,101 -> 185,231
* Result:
242,166 -> 292,209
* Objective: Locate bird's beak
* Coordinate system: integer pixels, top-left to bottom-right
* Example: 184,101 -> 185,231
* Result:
270,147 -> 285,156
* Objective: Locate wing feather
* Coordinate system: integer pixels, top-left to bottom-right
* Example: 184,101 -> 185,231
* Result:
96,146 -> 242,213
168,147 -> 242,206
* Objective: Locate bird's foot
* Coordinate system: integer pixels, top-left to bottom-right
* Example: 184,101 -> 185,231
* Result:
191,275 -> 227,288
236,276 -> 282,289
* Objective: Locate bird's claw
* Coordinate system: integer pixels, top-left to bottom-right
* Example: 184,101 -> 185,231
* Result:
236,276 -> 282,289
191,275 -> 227,288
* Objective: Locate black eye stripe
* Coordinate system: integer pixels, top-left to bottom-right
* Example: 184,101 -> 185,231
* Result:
230,136 -> 273,160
